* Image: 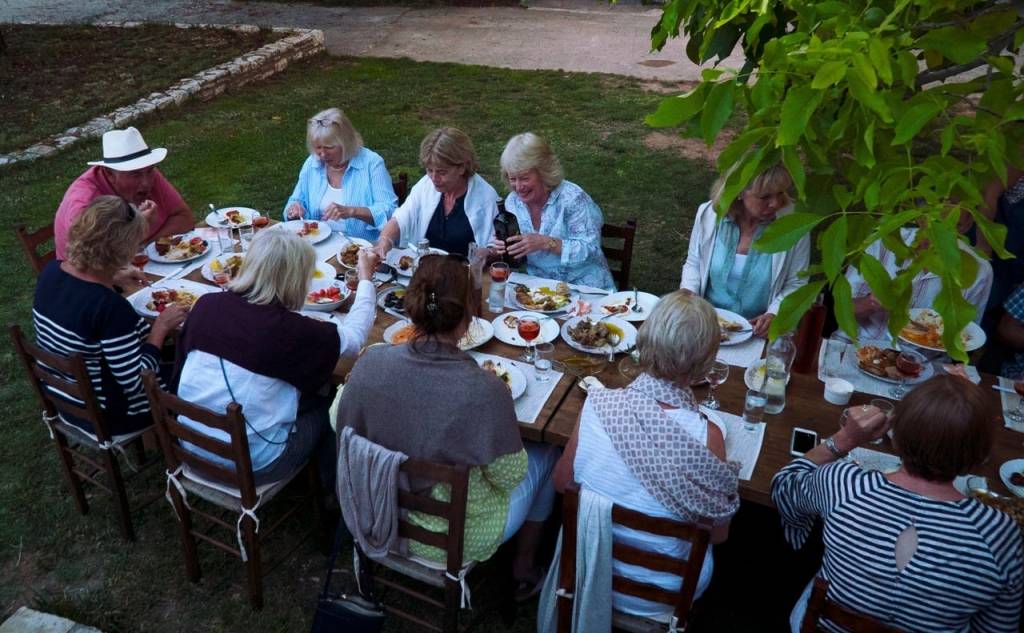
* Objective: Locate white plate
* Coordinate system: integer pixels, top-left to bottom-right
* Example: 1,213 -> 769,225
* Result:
145,232 -> 211,264
386,247 -> 448,277
304,280 -> 350,312
897,308 -> 986,353
595,291 -> 659,322
476,357 -> 527,400
128,280 -> 217,318
716,308 -> 753,347
853,349 -> 935,385
382,320 -> 415,345
459,317 -> 494,351
205,206 -> 258,229
309,261 -> 338,290
279,219 -> 332,244
560,316 -> 637,354
200,252 -> 246,283
508,280 -> 578,314
336,237 -> 373,269
377,286 -> 407,313
998,459 -> 1024,498
743,359 -> 791,390
491,311 -> 560,347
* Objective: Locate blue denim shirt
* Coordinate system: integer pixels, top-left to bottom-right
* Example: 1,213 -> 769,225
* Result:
504,180 -> 616,291
282,147 -> 397,241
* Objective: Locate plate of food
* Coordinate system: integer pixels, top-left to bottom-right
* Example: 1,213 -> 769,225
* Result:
280,219 -> 332,244
201,253 -> 246,283
382,317 -> 494,351
336,237 -> 373,269
205,207 -> 258,228
595,291 -> 659,322
129,280 -> 214,318
145,232 -> 210,263
999,459 -> 1024,498
477,357 -> 527,400
385,247 -> 448,277
305,281 -> 350,312
377,287 -> 407,314
491,311 -> 560,347
309,261 -> 338,290
510,281 -> 577,314
855,345 -> 934,384
716,308 -> 753,346
898,308 -> 986,353
561,316 -> 637,354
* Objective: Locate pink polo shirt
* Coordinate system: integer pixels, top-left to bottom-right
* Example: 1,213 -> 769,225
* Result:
54,166 -> 187,260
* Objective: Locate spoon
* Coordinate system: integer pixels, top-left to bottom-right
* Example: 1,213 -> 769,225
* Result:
631,287 -> 643,313
606,332 -> 621,362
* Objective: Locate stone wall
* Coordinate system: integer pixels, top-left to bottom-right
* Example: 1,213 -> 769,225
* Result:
0,23 -> 325,167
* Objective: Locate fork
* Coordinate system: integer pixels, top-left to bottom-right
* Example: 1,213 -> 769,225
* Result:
631,287 -> 643,313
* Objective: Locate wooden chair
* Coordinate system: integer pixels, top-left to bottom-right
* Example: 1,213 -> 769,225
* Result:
602,219 -> 637,290
9,324 -> 158,542
15,222 -> 56,276
800,577 -> 905,633
555,487 -> 711,633
142,371 -> 323,610
393,172 -> 410,206
353,457 -> 471,633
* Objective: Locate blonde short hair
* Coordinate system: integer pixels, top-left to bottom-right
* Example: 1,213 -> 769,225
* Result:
65,195 -> 147,274
711,163 -> 793,217
636,291 -> 720,383
228,229 -> 314,311
307,108 -> 364,163
419,127 -> 478,176
500,132 -> 564,189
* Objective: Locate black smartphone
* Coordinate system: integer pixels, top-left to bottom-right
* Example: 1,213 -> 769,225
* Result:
790,427 -> 818,457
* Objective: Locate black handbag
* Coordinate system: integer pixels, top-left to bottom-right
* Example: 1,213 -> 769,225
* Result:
311,527 -> 385,633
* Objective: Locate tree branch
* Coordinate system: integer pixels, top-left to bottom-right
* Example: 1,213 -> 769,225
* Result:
916,26 -> 1019,88
916,0 -> 1024,30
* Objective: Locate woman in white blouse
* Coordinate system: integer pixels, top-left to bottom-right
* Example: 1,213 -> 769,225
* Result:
376,127 -> 499,257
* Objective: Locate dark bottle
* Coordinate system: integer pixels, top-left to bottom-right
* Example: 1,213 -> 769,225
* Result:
493,199 -> 525,268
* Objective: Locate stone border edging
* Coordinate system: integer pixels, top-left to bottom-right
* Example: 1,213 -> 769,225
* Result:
0,22 -> 325,168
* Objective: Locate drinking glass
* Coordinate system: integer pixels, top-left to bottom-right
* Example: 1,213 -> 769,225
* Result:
742,389 -> 767,430
889,350 -> 925,399
1008,382 -> 1024,424
131,250 -> 149,269
252,210 -> 270,231
868,398 -> 894,445
215,227 -> 234,255
238,223 -> 254,251
534,342 -> 554,382
344,269 -> 360,292
489,262 -> 510,313
823,334 -> 847,379
517,315 -> 542,362
702,361 -> 729,409
213,272 -> 231,290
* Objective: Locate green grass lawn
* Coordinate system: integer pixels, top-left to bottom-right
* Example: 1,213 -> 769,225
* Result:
0,54 -> 714,631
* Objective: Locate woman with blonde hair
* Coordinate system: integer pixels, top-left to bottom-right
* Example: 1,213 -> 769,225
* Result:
377,127 -> 499,256
284,107 -> 397,241
680,163 -> 807,336
490,132 -> 615,290
33,194 -> 186,435
172,229 -> 379,484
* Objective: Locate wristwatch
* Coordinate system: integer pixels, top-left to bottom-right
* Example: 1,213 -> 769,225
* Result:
547,237 -> 558,252
823,436 -> 847,459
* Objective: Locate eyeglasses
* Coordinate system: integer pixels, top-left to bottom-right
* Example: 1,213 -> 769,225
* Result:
309,118 -> 338,128
120,198 -> 136,220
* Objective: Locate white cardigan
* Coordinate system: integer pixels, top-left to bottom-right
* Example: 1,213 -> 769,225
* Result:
391,173 -> 499,248
680,201 -> 811,315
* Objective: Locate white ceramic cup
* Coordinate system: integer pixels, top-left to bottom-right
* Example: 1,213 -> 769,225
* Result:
824,378 -> 854,405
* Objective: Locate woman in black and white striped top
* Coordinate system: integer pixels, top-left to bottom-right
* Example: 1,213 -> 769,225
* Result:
772,375 -> 1022,633
33,195 -> 186,436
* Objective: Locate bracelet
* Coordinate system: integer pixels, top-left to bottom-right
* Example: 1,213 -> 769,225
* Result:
547,237 -> 558,252
823,436 -> 847,459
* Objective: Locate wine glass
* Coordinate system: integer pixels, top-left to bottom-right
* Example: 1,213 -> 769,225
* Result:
889,350 -> 925,400
213,272 -> 231,291
702,361 -> 729,409
1008,382 -> 1024,424
517,315 -> 542,362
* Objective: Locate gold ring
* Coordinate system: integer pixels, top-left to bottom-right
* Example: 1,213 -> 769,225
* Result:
861,404 -> 869,412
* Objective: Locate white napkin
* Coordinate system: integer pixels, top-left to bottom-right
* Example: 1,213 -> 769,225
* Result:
717,337 -> 766,369
846,447 -> 901,473
997,377 -> 1024,433
467,351 -> 564,425
701,409 -> 765,481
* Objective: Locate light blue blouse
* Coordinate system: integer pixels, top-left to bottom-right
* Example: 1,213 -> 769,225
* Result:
705,216 -> 772,318
282,147 -> 398,241
504,181 -> 616,291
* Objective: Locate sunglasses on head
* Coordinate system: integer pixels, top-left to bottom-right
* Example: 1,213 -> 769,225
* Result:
120,198 -> 136,221
309,118 -> 338,128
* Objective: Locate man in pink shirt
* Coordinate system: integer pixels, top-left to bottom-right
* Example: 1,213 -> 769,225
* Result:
54,127 -> 194,260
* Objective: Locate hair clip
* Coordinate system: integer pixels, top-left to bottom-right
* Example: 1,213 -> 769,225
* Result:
427,290 -> 439,315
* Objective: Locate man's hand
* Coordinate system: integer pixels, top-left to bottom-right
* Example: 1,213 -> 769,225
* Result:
137,200 -> 157,224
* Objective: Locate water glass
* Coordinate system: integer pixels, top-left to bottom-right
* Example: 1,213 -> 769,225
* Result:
238,224 -> 254,251
742,389 -> 767,430
869,398 -> 894,444
215,227 -> 234,254
534,342 -> 554,382
823,334 -> 847,378
488,262 -> 510,313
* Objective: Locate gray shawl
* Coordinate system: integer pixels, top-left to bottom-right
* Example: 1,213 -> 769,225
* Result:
336,426 -> 407,558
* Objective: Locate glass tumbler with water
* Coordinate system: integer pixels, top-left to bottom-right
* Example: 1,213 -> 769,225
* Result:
742,389 -> 767,430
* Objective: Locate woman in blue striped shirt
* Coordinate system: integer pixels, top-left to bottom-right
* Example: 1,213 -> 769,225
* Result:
772,375 -> 1022,633
283,108 -> 397,241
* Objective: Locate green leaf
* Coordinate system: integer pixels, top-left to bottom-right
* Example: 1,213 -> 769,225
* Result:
821,215 -> 848,282
851,53 -> 877,90
897,50 -> 918,87
988,55 -> 1015,77
1016,27 -> 1024,52
932,276 -> 977,362
857,253 -> 896,306
1004,101 -> 1024,122
928,222 -> 962,284
645,86 -> 706,128
971,208 -> 1012,259
864,181 -> 880,210
777,86 -> 822,146
969,9 -> 1019,39
868,37 -> 893,85
769,280 -> 826,339
700,81 -> 735,145
940,123 -> 956,156
754,212 -> 825,253
811,61 -> 847,89
716,127 -> 771,174
847,71 -> 893,123
781,145 -> 806,198
891,101 -> 942,145
917,27 -> 986,65
831,275 -> 859,343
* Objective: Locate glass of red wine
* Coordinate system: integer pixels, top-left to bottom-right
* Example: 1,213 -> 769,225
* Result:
890,349 -> 925,400
517,315 -> 542,362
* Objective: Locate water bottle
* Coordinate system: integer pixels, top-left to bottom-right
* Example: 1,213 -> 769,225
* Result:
762,334 -> 796,414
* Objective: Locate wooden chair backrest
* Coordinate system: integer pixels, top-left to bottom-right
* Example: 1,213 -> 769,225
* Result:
800,577 -> 905,633
601,219 -> 637,290
9,324 -> 115,443
557,486 -> 711,632
15,223 -> 56,276
395,458 -> 470,578
393,173 -> 410,206
142,371 -> 258,509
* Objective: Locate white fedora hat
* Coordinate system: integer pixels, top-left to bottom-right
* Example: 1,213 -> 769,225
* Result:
87,127 -> 167,171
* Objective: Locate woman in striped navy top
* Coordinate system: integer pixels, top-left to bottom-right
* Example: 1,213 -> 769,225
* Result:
772,375 -> 1022,633
33,195 -> 186,436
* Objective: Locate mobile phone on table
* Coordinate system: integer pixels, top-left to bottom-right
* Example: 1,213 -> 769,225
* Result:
790,427 -> 818,457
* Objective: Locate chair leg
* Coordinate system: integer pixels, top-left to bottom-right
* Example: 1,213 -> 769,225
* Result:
131,436 -> 147,466
169,488 -> 202,582
306,461 -> 330,554
102,448 -> 135,542
443,578 -> 461,633
53,434 -> 89,515
242,514 -> 264,610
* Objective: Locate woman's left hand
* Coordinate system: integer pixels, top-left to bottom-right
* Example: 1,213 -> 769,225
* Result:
507,233 -> 552,258
322,203 -> 350,221
750,312 -> 775,337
